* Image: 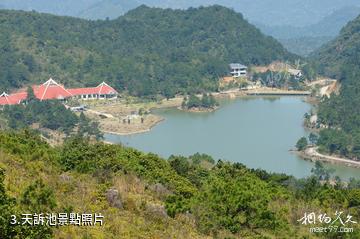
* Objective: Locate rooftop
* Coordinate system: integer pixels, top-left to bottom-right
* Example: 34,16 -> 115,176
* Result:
288,69 -> 302,76
229,63 -> 247,69
0,79 -> 119,106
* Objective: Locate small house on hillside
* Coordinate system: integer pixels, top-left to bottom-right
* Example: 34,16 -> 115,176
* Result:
288,69 -> 303,79
230,63 -> 247,78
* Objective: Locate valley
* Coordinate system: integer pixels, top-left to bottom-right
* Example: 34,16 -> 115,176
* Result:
0,3 -> 360,239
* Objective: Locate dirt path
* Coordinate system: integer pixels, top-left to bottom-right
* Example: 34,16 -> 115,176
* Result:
307,78 -> 336,87
301,147 -> 360,168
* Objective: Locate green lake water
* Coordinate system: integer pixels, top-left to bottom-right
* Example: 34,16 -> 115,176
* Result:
105,96 -> 360,179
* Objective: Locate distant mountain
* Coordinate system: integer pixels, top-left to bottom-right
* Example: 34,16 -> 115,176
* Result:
312,13 -> 360,77
256,6 -> 360,56
0,0 -> 99,16
278,36 -> 333,57
0,5 -> 295,96
224,0 -> 360,27
78,0 -> 141,19
0,0 -> 359,27
258,6 -> 360,39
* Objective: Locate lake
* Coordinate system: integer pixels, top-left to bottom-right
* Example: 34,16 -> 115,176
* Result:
105,96 -> 360,179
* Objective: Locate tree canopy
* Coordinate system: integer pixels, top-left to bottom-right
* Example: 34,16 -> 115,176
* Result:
0,5 -> 296,97
0,130 -> 359,238
0,99 -> 103,139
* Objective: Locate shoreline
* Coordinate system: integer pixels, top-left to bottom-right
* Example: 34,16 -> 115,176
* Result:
94,88 -> 310,137
177,106 -> 219,113
294,147 -> 360,169
101,118 -> 165,136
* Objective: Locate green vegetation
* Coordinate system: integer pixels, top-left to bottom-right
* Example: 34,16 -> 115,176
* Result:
0,130 -> 359,238
2,101 -> 77,133
313,14 -> 360,78
309,132 -> 319,145
311,161 -> 335,181
0,5 -> 295,97
181,94 -> 219,110
0,29 -> 36,90
252,70 -> 307,90
279,36 -> 333,57
0,170 -> 53,238
310,14 -> 360,160
0,91 -> 102,139
296,137 -> 308,151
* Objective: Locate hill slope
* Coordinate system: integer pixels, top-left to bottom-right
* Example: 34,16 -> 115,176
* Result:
78,0 -> 360,26
1,0 -> 359,27
1,131 -> 360,238
78,0 -> 142,19
257,6 -> 360,56
258,6 -> 360,39
0,0 -> 99,16
310,14 -> 360,160
0,5 -> 295,96
312,13 -> 360,77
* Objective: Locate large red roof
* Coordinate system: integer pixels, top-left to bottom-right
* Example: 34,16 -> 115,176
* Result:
68,87 -> 100,95
33,78 -> 73,100
0,92 -> 27,105
97,82 -> 118,95
0,93 -> 11,105
68,82 -> 118,96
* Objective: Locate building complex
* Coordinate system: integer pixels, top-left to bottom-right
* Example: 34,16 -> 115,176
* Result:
0,78 -> 118,106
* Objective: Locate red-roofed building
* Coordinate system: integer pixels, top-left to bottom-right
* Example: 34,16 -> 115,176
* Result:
0,78 -> 118,106
32,78 -> 73,101
0,93 -> 11,105
68,82 -> 118,100
0,92 -> 27,105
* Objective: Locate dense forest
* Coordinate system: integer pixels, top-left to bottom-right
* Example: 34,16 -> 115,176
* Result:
312,14 -> 360,78
310,14 -> 360,160
0,88 -> 102,139
0,5 -> 296,97
0,130 -> 359,238
316,67 -> 360,159
181,93 -> 218,110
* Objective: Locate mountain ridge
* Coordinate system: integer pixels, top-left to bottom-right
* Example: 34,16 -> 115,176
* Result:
0,5 -> 296,96
0,0 -> 359,27
309,11 -> 360,161
312,13 -> 360,77
256,6 -> 360,56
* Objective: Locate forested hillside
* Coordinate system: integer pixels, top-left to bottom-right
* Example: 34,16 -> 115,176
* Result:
310,14 -> 360,160
1,131 -> 359,238
312,14 -> 360,78
0,6 -> 295,97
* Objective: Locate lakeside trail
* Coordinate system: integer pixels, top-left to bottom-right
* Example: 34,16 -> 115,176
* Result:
298,147 -> 360,168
